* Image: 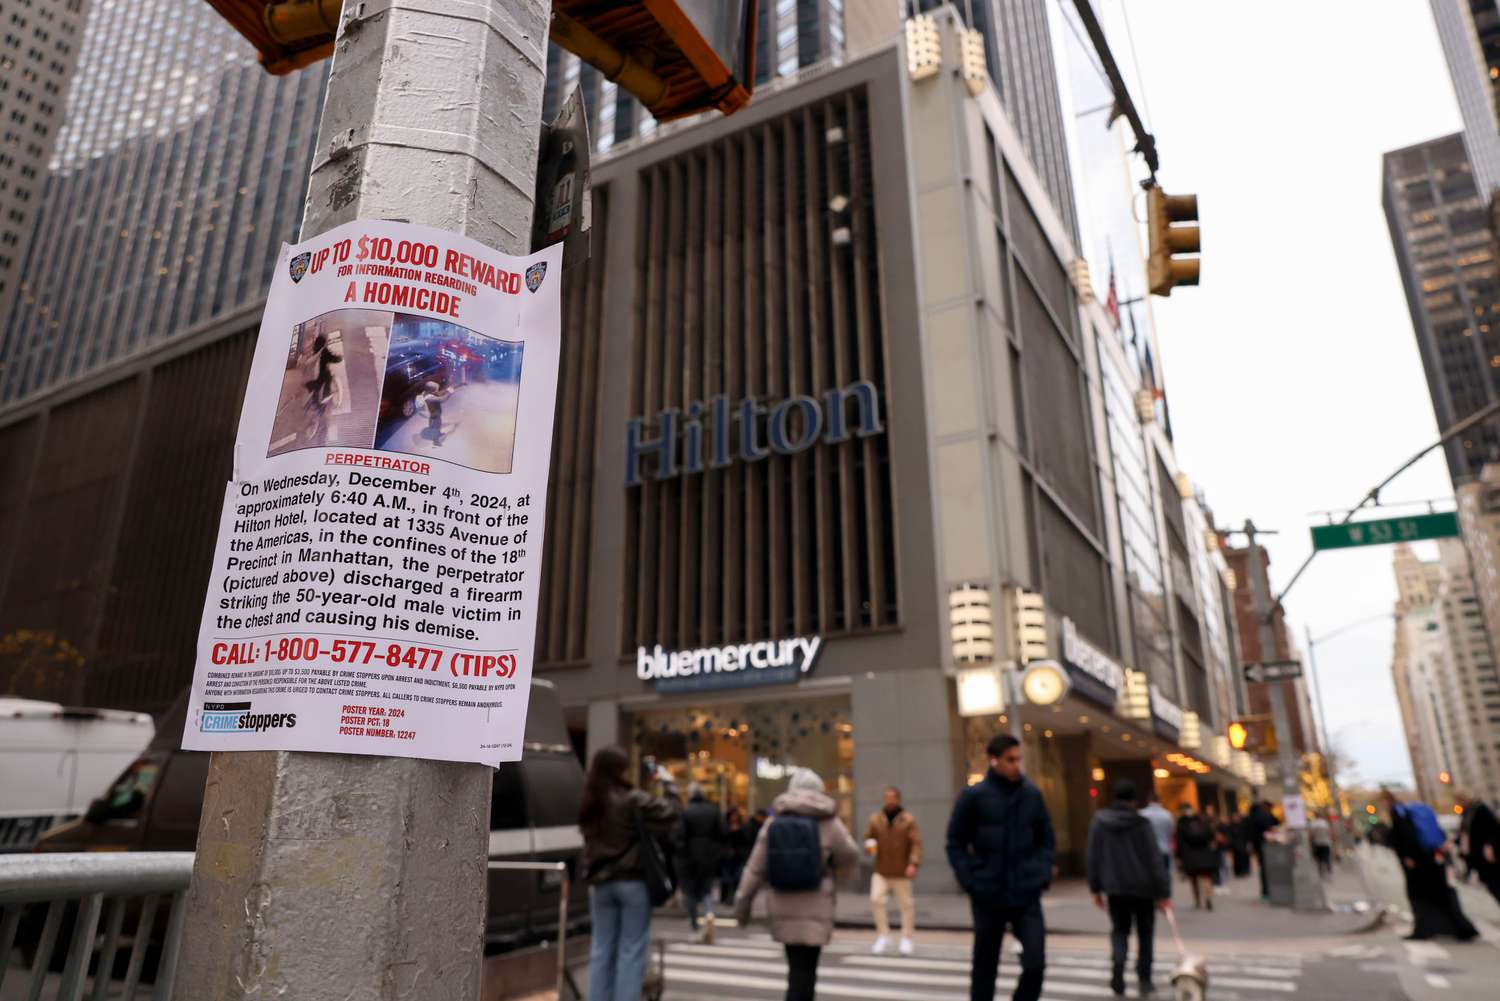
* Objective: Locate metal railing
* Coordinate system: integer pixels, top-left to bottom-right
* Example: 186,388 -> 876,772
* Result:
486,860 -> 579,1001
0,852 -> 192,1001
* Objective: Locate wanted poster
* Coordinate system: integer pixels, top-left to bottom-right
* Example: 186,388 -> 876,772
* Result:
183,220 -> 562,764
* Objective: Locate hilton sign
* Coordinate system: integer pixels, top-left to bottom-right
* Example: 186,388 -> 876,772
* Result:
625,380 -> 884,487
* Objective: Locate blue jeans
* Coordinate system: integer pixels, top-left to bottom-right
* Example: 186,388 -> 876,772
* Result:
588,880 -> 652,1001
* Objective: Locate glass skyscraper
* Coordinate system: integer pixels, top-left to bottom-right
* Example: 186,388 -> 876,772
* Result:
1432,0 -> 1500,199
0,0 -> 88,337
0,0 -> 327,405
1384,133 -> 1500,482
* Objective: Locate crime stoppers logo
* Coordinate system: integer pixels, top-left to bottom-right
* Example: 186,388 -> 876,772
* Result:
200,701 -> 298,734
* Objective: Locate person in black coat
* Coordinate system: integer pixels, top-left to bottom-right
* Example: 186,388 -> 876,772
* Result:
677,783 -> 728,941
1381,790 -> 1478,942
1175,806 -> 1220,910
1456,792 -> 1500,905
1227,810 -> 1253,878
1088,779 -> 1172,997
947,734 -> 1056,1001
720,806 -> 754,905
1246,800 -> 1278,899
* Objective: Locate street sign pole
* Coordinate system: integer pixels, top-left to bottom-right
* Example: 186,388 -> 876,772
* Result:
1304,624 -> 1343,842
172,3 -> 550,997
1243,521 -> 1326,911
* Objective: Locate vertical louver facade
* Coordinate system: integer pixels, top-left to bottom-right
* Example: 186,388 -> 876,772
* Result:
618,87 -> 900,656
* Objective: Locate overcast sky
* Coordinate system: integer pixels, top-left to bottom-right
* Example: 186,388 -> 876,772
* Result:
1113,1 -> 1462,789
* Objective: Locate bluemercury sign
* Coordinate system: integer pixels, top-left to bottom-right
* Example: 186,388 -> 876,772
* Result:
1060,617 -> 1124,709
624,380 -> 883,487
1150,684 -> 1183,742
637,636 -> 823,694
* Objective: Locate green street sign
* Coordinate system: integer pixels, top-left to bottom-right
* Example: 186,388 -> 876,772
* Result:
1310,511 -> 1460,551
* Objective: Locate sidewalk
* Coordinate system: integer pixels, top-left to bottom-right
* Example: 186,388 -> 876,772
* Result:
833,861 -> 1383,940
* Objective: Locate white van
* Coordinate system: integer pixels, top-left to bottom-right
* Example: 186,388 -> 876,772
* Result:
0,697 -> 154,851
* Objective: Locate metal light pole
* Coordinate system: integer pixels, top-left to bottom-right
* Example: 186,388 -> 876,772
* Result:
173,3 -> 550,997
1243,521 -> 1327,911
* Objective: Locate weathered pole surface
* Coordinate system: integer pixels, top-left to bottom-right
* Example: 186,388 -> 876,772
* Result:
173,2 -> 551,996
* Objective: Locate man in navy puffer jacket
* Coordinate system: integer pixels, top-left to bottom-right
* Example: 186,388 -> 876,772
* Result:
947,734 -> 1056,1001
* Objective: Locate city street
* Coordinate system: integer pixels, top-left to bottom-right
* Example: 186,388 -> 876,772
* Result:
7,3 -> 1500,1000
517,854 -> 1500,1001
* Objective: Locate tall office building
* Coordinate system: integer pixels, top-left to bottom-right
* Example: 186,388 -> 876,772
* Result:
0,0 -> 87,338
0,10 -> 1257,865
915,0 -> 1078,239
0,0 -> 328,407
1391,541 -> 1500,805
542,0 -> 852,158
1384,134 -> 1500,484
1431,0 -> 1500,200
755,0 -> 845,82
541,0 -> 1079,242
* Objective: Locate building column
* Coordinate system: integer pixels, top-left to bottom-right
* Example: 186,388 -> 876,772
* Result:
586,698 -> 621,762
852,669 -> 959,893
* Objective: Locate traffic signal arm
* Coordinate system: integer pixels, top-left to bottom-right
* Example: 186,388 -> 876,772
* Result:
200,0 -> 757,120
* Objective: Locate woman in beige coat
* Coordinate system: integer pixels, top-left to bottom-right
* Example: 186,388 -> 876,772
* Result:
734,768 -> 861,1001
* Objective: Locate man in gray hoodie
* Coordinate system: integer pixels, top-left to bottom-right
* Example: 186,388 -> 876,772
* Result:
1087,779 -> 1172,996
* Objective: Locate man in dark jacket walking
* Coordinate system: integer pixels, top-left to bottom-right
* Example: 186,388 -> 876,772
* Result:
1246,800 -> 1277,900
1088,780 -> 1171,996
947,734 -> 1056,1001
678,783 -> 728,942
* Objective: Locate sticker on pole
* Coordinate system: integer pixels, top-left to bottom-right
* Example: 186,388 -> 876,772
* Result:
182,219 -> 563,765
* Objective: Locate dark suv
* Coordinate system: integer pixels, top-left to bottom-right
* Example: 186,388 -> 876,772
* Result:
379,350 -> 447,421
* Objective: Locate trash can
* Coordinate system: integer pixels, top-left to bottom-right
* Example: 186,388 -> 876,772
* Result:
1264,841 -> 1295,907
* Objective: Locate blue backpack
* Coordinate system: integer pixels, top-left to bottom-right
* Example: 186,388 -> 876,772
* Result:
1401,802 -> 1446,854
766,814 -> 824,891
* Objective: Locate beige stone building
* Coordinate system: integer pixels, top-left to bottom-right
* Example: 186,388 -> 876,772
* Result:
1390,540 -> 1500,806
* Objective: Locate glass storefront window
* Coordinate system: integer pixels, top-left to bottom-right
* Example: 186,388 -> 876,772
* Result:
628,694 -> 854,829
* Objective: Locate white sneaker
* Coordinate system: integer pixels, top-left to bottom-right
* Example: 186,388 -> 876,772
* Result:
702,913 -> 716,945
872,935 -> 890,955
899,937 -> 915,956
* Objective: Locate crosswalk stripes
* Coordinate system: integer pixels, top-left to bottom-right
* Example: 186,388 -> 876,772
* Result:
658,936 -> 1307,1001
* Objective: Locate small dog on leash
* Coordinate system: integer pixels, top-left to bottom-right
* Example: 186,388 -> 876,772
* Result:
1170,952 -> 1209,1001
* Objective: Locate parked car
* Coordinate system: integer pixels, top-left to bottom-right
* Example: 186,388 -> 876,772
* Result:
34,680 -> 588,952
380,350 -> 447,421
0,698 -> 154,852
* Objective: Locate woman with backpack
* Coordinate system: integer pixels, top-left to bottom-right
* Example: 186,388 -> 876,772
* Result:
1381,789 -> 1479,941
579,748 -> 682,1001
734,768 -> 861,1001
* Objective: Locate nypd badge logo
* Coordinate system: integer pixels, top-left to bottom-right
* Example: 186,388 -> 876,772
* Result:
525,261 -> 547,293
288,252 -> 312,284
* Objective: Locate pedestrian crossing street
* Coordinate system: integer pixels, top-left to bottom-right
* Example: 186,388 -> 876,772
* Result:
658,934 -> 1309,1000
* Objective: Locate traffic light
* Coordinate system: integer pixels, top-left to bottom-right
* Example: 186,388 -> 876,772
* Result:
1146,186 -> 1200,296
198,1 -> 760,120
1227,716 -> 1276,754
1012,589 -> 1047,664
